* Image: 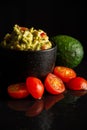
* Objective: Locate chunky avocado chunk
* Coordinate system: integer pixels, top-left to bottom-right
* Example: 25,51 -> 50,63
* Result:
0,24 -> 52,51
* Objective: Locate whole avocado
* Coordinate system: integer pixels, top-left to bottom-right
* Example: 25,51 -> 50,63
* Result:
50,35 -> 84,68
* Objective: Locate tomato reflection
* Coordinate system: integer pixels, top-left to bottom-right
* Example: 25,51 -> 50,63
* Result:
69,90 -> 87,97
7,93 -> 65,116
44,93 -> 64,110
25,99 -> 44,117
7,99 -> 31,111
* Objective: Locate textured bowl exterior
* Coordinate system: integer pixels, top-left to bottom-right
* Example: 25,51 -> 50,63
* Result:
0,43 -> 57,86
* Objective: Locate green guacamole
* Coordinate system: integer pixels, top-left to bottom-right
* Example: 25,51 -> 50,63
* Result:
0,24 -> 52,51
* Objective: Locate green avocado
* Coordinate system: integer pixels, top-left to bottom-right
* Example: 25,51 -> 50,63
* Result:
51,35 -> 84,68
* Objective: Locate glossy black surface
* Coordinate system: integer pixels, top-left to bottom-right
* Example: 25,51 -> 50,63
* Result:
0,59 -> 87,129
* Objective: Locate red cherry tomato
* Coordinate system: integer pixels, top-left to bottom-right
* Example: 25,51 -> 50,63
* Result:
66,77 -> 87,90
53,66 -> 76,83
26,77 -> 44,99
7,83 -> 29,99
40,32 -> 46,37
44,73 -> 65,94
25,100 -> 44,117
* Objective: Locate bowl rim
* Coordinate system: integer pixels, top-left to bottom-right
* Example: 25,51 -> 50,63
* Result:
0,42 -> 57,53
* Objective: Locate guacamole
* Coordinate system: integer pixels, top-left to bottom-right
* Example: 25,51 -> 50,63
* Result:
0,24 -> 52,51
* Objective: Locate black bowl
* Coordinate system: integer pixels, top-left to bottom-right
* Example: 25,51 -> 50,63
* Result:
0,42 -> 57,86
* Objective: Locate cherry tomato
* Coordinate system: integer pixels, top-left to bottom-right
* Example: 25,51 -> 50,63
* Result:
44,93 -> 64,110
66,77 -> 87,90
26,77 -> 44,99
7,83 -> 29,99
53,66 -> 76,83
41,44 -> 49,50
40,32 -> 46,37
25,100 -> 44,117
44,73 -> 65,94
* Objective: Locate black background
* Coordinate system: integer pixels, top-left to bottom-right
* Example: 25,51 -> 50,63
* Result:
0,0 -> 87,56
0,1 -> 87,130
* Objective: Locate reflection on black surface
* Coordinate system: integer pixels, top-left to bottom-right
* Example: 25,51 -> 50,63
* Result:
25,99 -> 44,117
0,89 -> 87,129
44,93 -> 64,110
69,90 -> 87,97
0,60 -> 87,129
7,99 -> 32,112
6,93 -> 64,117
0,94 -> 64,130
